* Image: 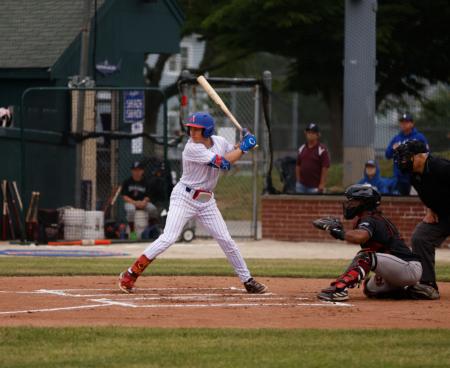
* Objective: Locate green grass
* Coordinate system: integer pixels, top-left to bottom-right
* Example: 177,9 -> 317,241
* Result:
0,328 -> 449,367
1,257 -> 450,281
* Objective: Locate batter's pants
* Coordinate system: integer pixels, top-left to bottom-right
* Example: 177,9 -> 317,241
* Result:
411,217 -> 450,288
142,183 -> 251,282
365,253 -> 422,295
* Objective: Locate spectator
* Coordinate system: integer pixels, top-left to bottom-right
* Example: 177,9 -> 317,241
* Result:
385,113 -> 429,195
357,160 -> 391,194
121,161 -> 158,239
295,123 -> 330,194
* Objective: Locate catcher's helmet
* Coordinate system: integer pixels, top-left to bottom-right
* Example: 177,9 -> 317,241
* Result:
343,184 -> 381,219
185,112 -> 215,138
393,140 -> 428,173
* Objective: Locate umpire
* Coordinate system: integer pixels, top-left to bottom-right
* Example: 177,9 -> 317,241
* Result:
394,140 -> 450,299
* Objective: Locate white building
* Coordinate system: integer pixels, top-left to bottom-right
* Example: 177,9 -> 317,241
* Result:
146,33 -> 206,136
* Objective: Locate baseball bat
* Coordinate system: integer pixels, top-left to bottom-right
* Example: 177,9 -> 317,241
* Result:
31,192 -> 40,241
1,181 -> 8,240
7,181 -> 25,241
12,181 -> 23,210
103,185 -> 122,214
2,180 -> 15,239
197,76 -> 243,131
25,192 -> 36,240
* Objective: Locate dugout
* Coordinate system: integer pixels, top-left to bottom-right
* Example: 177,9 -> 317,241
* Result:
0,0 -> 184,208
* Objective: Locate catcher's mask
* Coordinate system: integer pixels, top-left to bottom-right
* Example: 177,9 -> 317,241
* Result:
343,184 -> 381,219
393,140 -> 428,174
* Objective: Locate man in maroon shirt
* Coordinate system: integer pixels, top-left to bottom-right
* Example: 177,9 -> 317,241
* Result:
295,123 -> 330,193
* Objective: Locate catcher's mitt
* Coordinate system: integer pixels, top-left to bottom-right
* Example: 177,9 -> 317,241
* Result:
312,217 -> 343,231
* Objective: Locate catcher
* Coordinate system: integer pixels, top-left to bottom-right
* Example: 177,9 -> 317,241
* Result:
313,184 -> 422,301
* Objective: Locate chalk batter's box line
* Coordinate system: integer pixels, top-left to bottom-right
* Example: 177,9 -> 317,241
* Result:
0,287 -> 354,316
91,298 -> 353,308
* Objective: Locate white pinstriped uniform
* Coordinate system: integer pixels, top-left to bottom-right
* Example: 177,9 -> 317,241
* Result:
143,135 -> 252,282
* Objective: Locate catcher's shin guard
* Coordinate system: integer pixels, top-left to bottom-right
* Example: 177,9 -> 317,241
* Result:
337,250 -> 377,288
118,254 -> 152,293
321,251 -> 377,300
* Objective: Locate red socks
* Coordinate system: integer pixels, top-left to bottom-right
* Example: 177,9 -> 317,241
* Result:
128,254 -> 152,277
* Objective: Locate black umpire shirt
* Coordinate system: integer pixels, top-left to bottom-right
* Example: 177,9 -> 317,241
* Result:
121,177 -> 151,201
355,212 -> 419,262
410,155 -> 450,221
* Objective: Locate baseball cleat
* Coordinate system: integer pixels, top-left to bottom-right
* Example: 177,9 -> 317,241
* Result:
317,285 -> 349,302
118,271 -> 137,293
244,278 -> 268,294
405,283 -> 440,300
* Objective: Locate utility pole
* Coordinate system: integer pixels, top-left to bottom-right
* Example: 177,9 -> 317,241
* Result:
343,0 -> 377,186
74,0 -> 93,208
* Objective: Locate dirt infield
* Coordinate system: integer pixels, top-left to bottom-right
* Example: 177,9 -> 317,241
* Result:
0,276 -> 449,329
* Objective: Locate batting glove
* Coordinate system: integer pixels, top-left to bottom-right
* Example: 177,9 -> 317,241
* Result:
240,133 -> 257,153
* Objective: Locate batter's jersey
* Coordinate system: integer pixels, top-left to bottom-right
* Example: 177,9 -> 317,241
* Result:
179,135 -> 234,192
355,212 -> 419,262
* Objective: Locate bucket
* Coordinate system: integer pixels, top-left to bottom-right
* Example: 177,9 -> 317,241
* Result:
63,208 -> 85,226
82,211 -> 104,239
64,225 -> 83,240
63,208 -> 85,240
134,210 -> 149,239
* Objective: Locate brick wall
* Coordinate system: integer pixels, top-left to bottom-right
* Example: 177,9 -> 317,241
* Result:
262,195 -> 450,247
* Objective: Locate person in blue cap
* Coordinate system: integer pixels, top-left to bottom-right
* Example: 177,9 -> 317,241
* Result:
385,113 -> 429,195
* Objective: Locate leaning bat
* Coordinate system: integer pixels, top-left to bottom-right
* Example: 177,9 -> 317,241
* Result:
197,75 -> 243,131
1,181 -> 8,240
25,192 -> 36,240
1,181 -> 15,240
12,181 -> 23,211
7,181 -> 25,241
103,185 -> 122,219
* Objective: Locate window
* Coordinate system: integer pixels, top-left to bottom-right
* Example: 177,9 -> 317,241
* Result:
180,47 -> 189,70
165,46 -> 191,74
167,55 -> 178,73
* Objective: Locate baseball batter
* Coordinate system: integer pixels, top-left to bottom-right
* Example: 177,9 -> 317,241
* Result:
313,184 -> 422,301
119,112 -> 267,294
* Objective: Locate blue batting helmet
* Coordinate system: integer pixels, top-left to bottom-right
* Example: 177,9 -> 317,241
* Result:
185,112 -> 215,138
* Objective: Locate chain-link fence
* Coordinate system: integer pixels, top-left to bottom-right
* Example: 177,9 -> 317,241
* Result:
19,87 -> 175,242
16,82 -> 269,242
269,84 -> 450,195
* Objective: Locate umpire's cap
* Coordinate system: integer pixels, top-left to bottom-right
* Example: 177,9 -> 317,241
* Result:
395,140 -> 428,157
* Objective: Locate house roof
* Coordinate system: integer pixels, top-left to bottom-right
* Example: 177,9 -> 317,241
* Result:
0,0 -> 184,70
0,0 -> 107,69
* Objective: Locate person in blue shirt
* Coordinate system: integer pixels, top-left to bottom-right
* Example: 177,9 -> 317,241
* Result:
385,113 -> 429,195
358,160 -> 392,194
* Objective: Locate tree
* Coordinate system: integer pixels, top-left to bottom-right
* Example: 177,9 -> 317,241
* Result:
183,0 -> 450,159
415,86 -> 450,152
